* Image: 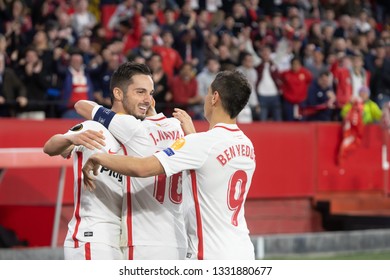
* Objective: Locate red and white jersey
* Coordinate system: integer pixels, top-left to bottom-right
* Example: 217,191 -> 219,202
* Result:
154,123 -> 256,260
92,110 -> 187,252
64,121 -> 124,248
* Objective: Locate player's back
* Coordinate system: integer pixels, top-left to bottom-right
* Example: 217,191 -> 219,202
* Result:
65,121 -> 124,248
185,124 -> 256,259
197,125 -> 256,259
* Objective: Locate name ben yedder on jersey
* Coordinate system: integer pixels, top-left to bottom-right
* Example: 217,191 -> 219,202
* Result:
216,144 -> 255,166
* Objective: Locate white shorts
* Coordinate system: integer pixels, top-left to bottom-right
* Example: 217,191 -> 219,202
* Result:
64,242 -> 123,260
122,246 -> 187,260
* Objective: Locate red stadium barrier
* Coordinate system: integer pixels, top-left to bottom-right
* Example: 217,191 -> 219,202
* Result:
0,119 -> 387,245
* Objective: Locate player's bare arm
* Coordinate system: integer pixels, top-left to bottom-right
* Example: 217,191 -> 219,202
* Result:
173,108 -> 196,135
82,154 -> 164,191
43,130 -> 106,157
74,100 -> 99,120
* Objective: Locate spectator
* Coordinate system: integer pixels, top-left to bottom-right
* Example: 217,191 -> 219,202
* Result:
219,31 -> 240,65
237,26 -> 261,67
320,8 -> 337,29
237,52 -> 259,121
70,0 -> 97,37
146,53 -> 170,113
128,32 -> 155,62
168,62 -> 202,118
16,47 -> 48,120
218,44 -> 237,71
350,52 -> 371,100
280,56 -> 312,121
304,46 -> 329,79
107,0 -> 136,31
255,45 -> 282,121
59,50 -> 94,118
301,70 -> 336,121
0,52 -> 27,117
116,4 -> 143,57
152,30 -> 183,78
196,57 -> 220,100
175,25 -> 205,73
92,49 -> 121,108
56,9 -> 76,49
159,7 -> 180,37
203,32 -> 220,62
341,86 -> 382,124
369,48 -> 390,109
333,14 -> 353,39
143,6 -> 161,38
231,2 -> 251,36
76,35 -> 97,67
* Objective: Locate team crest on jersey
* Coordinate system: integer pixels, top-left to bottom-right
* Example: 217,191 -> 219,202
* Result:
69,123 -> 83,132
171,138 -> 185,150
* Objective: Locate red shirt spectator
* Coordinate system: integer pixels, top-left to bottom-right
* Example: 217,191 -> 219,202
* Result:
281,59 -> 312,104
153,31 -> 183,78
168,63 -> 202,118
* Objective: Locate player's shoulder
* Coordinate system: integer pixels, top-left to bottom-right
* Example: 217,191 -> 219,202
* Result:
146,113 -> 181,128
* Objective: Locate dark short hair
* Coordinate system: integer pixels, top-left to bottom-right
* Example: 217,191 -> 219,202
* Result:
210,70 -> 251,119
110,62 -> 152,96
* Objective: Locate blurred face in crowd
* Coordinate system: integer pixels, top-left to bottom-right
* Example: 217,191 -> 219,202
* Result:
260,46 -> 272,62
313,49 -> 324,63
25,49 -> 39,64
179,63 -> 193,80
291,58 -> 301,72
322,25 -> 334,40
218,45 -> 230,59
0,35 -> 6,53
162,32 -> 174,47
318,73 -> 331,89
33,30 -> 48,46
140,34 -> 153,50
107,53 -> 120,71
147,54 -> 162,72
207,58 -> 220,73
164,9 -> 175,24
324,9 -> 335,21
12,0 -> 24,17
70,53 -> 84,71
359,88 -> 370,102
352,55 -> 363,70
78,36 -> 91,53
242,54 -> 254,68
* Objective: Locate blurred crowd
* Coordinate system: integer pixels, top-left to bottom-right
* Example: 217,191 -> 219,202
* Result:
0,0 -> 389,123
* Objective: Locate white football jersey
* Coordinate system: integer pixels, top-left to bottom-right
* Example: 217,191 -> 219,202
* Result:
155,123 -> 256,260
92,110 -> 187,253
64,121 -> 124,249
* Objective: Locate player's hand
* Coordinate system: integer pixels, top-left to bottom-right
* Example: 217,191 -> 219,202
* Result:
173,108 -> 196,134
67,130 -> 106,150
82,155 -> 101,191
146,96 -> 157,117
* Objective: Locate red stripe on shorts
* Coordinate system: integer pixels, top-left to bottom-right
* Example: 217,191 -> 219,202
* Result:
85,242 -> 91,260
72,151 -> 83,248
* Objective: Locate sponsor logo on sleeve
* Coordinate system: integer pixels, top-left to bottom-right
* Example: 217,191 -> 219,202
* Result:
163,147 -> 175,156
170,138 -> 185,150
